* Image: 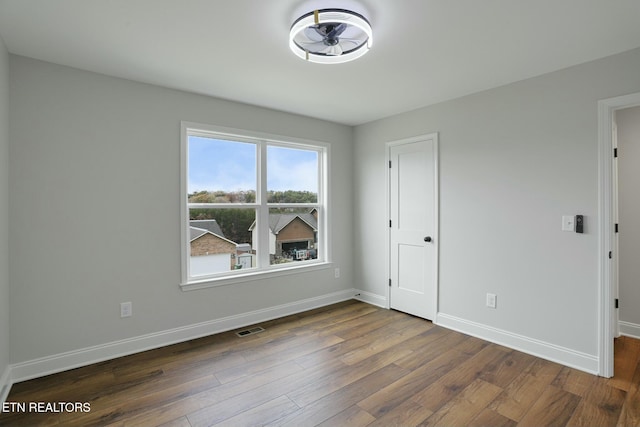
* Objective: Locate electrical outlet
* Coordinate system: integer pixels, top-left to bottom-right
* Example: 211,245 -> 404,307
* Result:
334,268 -> 340,279
486,293 -> 497,309
120,301 -> 132,318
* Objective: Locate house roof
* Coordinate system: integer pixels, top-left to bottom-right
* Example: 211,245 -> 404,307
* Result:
189,226 -> 238,246
189,227 -> 209,242
270,213 -> 317,234
189,220 -> 239,246
249,212 -> 317,234
189,220 -> 225,238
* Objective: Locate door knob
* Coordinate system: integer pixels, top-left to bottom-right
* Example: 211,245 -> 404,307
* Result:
424,236 -> 432,242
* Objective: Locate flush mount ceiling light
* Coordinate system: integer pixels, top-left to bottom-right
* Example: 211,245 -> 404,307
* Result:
289,9 -> 373,64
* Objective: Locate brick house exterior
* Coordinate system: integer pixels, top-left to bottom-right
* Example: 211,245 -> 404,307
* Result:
190,232 -> 236,257
275,216 -> 315,253
189,220 -> 239,270
249,209 -> 318,260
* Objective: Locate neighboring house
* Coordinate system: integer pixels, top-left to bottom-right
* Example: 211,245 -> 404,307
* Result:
189,220 -> 240,274
189,219 -> 236,256
190,219 -> 226,239
249,210 -> 318,261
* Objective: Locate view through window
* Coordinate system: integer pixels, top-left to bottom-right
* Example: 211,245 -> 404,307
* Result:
182,124 -> 327,284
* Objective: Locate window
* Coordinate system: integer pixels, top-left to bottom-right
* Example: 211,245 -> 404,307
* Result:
181,122 -> 329,288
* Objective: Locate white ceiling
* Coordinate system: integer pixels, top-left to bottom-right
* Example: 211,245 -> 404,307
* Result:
1,0 -> 640,125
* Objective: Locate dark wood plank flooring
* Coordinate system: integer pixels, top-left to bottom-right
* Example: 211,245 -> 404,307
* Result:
1,300 -> 639,426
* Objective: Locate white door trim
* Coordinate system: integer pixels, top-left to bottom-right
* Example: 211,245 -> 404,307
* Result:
386,133 -> 439,320
598,92 -> 640,377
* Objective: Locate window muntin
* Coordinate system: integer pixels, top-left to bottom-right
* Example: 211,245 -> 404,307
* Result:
181,123 -> 328,287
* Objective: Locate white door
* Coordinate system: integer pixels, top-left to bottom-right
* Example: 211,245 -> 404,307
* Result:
389,135 -> 438,320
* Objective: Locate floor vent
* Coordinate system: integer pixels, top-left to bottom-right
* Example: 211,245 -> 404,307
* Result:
235,326 -> 265,337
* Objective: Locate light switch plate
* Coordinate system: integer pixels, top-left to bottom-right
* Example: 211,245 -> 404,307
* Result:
562,215 -> 575,232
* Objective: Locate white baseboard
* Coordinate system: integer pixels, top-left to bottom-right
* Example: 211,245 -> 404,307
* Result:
619,321 -> 640,339
353,290 -> 387,308
436,313 -> 599,375
10,289 -> 358,384
0,364 -> 10,404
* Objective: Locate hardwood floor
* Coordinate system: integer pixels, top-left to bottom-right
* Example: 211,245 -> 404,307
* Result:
1,300 -> 639,426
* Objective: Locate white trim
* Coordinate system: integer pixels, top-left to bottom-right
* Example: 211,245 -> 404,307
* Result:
384,143 -> 391,310
437,313 -> 599,374
257,141 -> 269,266
181,261 -> 333,291
0,365 -> 11,404
612,119 -> 620,340
597,92 -> 640,377
9,290 -> 356,383
180,121 -> 190,284
180,121 -> 332,290
353,290 -> 387,308
619,321 -> 640,340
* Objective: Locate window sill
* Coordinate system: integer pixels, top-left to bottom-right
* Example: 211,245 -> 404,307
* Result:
180,261 -> 333,291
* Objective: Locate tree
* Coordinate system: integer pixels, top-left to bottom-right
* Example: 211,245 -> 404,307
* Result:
188,190 -> 318,243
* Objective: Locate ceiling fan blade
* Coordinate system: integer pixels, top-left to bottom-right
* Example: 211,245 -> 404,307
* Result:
323,44 -> 343,56
303,27 -> 324,42
298,41 -> 326,50
331,23 -> 347,37
339,37 -> 367,43
313,22 -> 347,39
337,39 -> 364,47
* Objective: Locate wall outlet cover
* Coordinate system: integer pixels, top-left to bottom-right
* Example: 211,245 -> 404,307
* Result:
120,302 -> 132,318
486,293 -> 497,309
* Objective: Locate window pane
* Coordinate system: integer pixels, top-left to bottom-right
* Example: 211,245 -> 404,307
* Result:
183,125 -> 327,286
269,207 -> 319,265
188,136 -> 256,202
189,208 -> 256,275
267,146 -> 318,203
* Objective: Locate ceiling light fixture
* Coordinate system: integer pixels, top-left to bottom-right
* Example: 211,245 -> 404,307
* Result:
289,8 -> 373,64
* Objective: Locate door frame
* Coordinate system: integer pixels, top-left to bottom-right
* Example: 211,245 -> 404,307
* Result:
598,92 -> 640,377
385,133 -> 439,319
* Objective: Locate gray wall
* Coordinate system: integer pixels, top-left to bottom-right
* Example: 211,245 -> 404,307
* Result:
8,56 -> 354,363
617,106 -> 640,333
0,36 -> 10,389
353,48 -> 640,359
5,45 -> 640,375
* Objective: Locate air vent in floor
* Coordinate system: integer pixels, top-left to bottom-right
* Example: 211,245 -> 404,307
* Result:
235,326 -> 265,337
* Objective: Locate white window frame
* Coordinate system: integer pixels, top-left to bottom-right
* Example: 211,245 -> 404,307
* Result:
180,121 -> 331,290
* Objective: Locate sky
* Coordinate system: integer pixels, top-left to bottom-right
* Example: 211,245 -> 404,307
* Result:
188,136 -> 319,194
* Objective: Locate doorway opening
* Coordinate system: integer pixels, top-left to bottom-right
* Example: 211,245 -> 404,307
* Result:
615,106 -> 640,341
598,92 -> 640,377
